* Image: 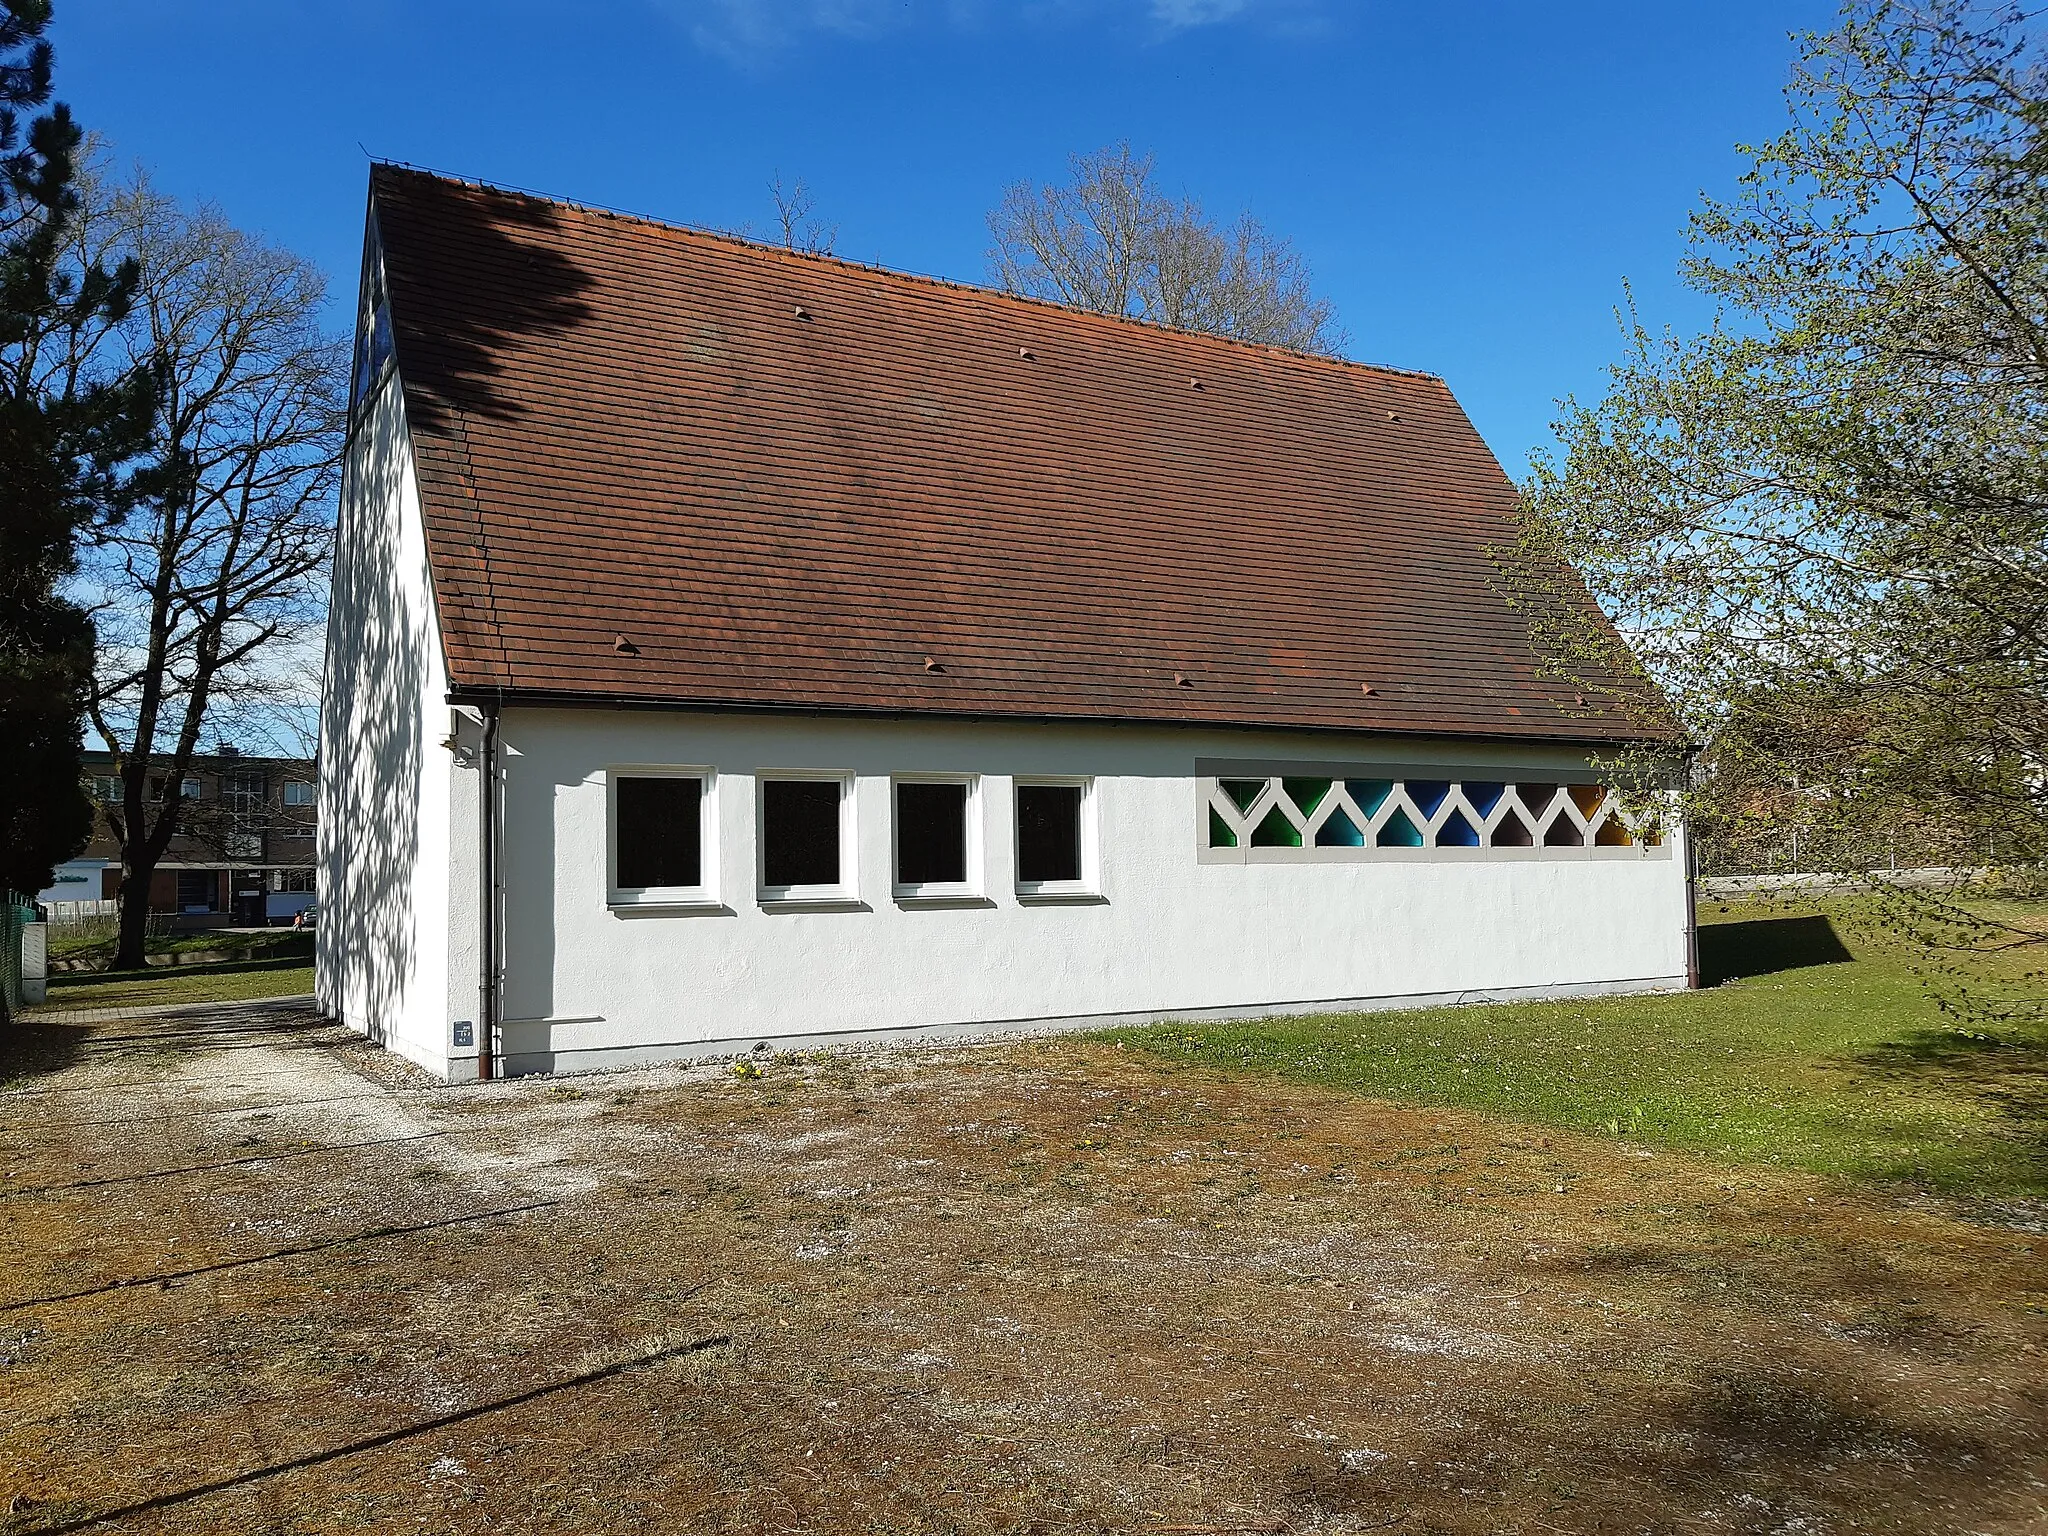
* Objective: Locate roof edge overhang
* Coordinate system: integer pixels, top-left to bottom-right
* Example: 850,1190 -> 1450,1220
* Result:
443,683 -> 1687,755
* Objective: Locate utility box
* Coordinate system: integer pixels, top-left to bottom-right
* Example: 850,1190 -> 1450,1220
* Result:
20,922 -> 46,1006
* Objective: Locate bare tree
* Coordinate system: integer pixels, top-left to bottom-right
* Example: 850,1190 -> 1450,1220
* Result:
987,143 -> 1344,356
768,172 -> 837,255
62,165 -> 345,969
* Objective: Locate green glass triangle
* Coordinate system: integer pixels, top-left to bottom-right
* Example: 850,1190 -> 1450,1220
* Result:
1250,805 -> 1303,847
1208,806 -> 1238,848
1346,779 -> 1392,817
1315,807 -> 1364,847
1220,778 -> 1266,814
1375,807 -> 1423,847
1282,777 -> 1331,818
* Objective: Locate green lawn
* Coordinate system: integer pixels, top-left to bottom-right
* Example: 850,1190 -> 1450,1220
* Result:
1100,898 -> 2048,1199
49,926 -> 312,967
36,956 -> 314,1011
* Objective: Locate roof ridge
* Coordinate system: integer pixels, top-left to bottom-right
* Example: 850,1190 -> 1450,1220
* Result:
367,160 -> 1447,388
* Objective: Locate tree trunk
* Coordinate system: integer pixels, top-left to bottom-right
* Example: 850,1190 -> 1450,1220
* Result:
113,857 -> 156,972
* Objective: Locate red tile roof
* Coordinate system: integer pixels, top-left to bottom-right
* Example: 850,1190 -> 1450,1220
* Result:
369,165 -> 1668,744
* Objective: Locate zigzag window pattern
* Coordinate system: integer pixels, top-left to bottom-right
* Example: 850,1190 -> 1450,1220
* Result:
1201,768 -> 1666,858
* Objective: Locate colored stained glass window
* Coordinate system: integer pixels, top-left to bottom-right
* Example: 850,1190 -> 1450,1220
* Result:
1250,805 -> 1303,847
1407,781 -> 1451,817
1315,808 -> 1364,847
1492,810 -> 1534,847
1282,778 -> 1331,817
1543,818 -> 1584,847
1464,782 -> 1504,817
1595,817 -> 1633,846
1437,809 -> 1480,847
1376,808 -> 1423,847
1346,780 -> 1393,818
1209,807 -> 1238,848
1516,784 -> 1560,817
1220,779 -> 1265,814
1568,784 -> 1606,819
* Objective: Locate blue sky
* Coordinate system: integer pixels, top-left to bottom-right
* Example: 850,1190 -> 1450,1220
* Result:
56,0 -> 1833,477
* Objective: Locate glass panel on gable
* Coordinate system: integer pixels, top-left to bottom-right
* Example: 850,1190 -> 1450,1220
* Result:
1568,784 -> 1606,819
1282,778 -> 1331,818
1346,780 -> 1393,818
1543,817 -> 1585,847
1492,809 -> 1534,846
1315,807 -> 1364,847
1208,807 -> 1238,848
1376,808 -> 1423,847
1595,817 -> 1634,846
1407,781 -> 1451,818
1437,809 -> 1481,847
1250,805 -> 1303,847
1515,784 -> 1560,819
1219,779 -> 1265,814
1464,782 -> 1505,817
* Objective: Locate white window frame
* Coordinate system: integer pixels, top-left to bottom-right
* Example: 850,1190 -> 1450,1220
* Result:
607,766 -> 719,911
756,770 -> 859,907
283,780 -> 314,807
891,774 -> 983,903
1014,775 -> 1099,902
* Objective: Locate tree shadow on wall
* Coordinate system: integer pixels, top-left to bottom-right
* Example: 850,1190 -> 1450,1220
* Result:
372,168 -> 596,436
320,390 -> 425,1047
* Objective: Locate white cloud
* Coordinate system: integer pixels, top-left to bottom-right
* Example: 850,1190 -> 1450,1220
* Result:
1148,0 -> 1253,26
667,0 -> 1296,60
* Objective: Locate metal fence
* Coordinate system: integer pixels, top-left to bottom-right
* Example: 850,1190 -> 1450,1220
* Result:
1,892 -> 31,1017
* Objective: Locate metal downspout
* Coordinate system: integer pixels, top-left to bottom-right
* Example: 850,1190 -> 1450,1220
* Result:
479,703 -> 501,1080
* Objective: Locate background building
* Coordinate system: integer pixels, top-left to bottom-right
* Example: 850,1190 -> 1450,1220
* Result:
38,747 -> 319,926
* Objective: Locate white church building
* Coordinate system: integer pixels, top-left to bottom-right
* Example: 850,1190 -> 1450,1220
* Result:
319,167 -> 1694,1082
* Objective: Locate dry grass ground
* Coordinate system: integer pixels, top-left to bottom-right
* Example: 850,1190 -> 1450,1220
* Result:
1,992 -> 2042,1534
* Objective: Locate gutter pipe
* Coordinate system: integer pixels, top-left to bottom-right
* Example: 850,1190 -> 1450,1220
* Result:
478,701 -> 501,1080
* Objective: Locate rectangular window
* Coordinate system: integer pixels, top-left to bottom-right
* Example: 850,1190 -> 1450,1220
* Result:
277,825 -> 315,840
609,769 -> 716,907
225,771 -> 267,812
1016,779 -> 1094,897
759,774 -> 855,903
894,777 -> 977,898
176,870 -> 218,912
283,781 -> 314,807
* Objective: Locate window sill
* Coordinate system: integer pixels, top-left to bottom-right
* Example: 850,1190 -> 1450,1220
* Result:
893,890 -> 995,910
758,893 -> 869,913
1015,887 -> 1106,906
608,896 -> 732,917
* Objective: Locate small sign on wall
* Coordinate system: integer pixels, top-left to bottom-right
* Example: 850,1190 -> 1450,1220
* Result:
452,1020 -> 474,1048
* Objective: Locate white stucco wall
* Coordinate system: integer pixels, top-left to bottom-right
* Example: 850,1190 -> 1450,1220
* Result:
316,374 -> 460,1078
483,708 -> 1691,1076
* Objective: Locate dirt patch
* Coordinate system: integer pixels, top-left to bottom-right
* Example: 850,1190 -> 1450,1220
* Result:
1,1005 -> 2042,1534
